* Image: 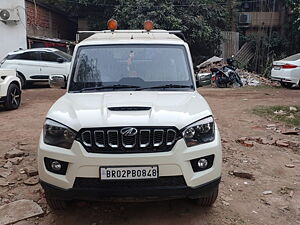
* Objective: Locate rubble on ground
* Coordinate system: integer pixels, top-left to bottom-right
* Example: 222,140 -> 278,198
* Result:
196,56 -> 223,70
237,136 -> 300,149
0,199 -> 43,225
262,190 -> 273,195
23,166 -> 38,177
23,176 -> 39,186
237,69 -> 279,87
4,149 -> 25,159
229,170 -> 255,180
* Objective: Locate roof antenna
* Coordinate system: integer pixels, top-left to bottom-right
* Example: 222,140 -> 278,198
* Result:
131,35 -> 134,39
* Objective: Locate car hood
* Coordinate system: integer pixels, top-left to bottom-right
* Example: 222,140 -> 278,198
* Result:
47,91 -> 212,131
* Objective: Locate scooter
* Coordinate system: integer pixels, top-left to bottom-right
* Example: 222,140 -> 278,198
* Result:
211,58 -> 243,88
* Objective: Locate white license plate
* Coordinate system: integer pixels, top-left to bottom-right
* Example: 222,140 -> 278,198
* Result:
100,166 -> 158,180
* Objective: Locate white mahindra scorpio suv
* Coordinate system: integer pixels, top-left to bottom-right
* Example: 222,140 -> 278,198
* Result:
38,20 -> 222,209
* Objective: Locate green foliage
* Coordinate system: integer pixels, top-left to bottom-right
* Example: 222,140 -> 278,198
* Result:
113,0 -> 228,64
39,0 -> 228,64
240,32 -> 288,76
284,0 -> 300,54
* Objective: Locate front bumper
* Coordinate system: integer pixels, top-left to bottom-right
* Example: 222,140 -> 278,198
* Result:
40,177 -> 221,201
38,127 -> 222,193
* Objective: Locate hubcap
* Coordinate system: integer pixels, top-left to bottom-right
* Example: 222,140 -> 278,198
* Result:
11,88 -> 20,106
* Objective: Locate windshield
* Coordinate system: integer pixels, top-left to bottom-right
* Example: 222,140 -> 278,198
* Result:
55,50 -> 72,62
69,45 -> 194,92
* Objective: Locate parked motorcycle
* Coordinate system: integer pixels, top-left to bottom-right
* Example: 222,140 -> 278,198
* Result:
210,58 -> 243,88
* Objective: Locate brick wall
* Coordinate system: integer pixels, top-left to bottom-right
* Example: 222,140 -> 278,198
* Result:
25,1 -> 76,40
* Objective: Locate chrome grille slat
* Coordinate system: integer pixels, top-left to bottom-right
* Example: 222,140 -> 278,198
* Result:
81,131 -> 92,147
79,127 -> 179,153
107,130 -> 119,148
166,129 -> 177,146
140,130 -> 150,148
94,130 -> 105,148
122,134 -> 136,148
153,129 -> 164,147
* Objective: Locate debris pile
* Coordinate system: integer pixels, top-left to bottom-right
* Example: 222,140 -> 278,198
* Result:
196,56 -> 279,87
196,56 -> 224,72
237,69 -> 279,87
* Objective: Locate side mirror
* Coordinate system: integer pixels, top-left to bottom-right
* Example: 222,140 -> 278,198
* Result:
57,58 -> 64,63
49,74 -> 66,89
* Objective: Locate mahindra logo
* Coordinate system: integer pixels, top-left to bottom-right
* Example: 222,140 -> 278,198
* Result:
120,127 -> 138,136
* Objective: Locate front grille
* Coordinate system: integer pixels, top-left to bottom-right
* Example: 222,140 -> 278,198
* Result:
77,127 -> 181,153
73,176 -> 187,189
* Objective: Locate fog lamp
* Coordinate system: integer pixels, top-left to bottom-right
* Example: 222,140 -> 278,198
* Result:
51,161 -> 62,171
197,158 -> 208,169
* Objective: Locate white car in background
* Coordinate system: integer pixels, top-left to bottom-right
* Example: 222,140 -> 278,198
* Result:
271,53 -> 300,88
0,69 -> 21,110
0,48 -> 72,88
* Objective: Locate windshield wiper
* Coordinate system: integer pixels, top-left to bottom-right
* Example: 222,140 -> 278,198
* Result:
77,84 -> 140,93
136,84 -> 193,91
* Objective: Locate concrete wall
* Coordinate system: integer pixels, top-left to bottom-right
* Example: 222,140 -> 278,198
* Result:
0,0 -> 27,60
26,1 -> 76,41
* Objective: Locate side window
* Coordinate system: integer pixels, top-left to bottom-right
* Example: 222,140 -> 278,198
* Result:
41,52 -> 61,62
19,52 -> 40,61
6,54 -> 20,60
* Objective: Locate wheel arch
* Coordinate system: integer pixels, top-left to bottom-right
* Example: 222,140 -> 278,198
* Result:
10,80 -> 21,90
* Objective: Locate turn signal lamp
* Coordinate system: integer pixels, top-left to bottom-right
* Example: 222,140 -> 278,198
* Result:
107,19 -> 118,31
144,20 -> 154,31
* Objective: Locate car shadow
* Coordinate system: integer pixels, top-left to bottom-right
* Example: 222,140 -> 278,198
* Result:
46,199 -> 217,225
24,82 -> 51,89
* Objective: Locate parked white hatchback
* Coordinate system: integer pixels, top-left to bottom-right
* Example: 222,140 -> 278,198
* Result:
271,53 -> 300,88
0,48 -> 71,87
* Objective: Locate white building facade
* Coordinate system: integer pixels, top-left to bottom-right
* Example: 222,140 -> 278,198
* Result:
0,0 -> 27,60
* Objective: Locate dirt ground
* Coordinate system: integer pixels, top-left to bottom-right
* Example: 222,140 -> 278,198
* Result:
0,85 -> 299,225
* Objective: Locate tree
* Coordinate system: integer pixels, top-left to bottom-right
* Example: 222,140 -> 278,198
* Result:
284,0 -> 300,54
37,0 -> 228,63
113,0 -> 228,63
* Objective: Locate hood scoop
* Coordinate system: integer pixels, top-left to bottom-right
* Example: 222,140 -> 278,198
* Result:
108,106 -> 151,111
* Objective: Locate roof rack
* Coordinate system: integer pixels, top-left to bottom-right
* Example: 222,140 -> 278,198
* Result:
76,30 -> 186,42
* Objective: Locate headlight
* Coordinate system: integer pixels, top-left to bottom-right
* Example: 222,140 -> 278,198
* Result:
43,119 -> 77,149
183,116 -> 215,147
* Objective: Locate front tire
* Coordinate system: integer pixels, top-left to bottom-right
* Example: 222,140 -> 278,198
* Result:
281,82 -> 293,88
45,193 -> 67,210
4,83 -> 21,110
191,187 -> 219,207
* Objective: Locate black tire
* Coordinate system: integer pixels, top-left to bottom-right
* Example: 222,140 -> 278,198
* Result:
17,72 -> 26,88
45,194 -> 67,210
281,82 -> 293,89
4,83 -> 21,110
192,187 -> 219,207
235,74 -> 243,87
215,74 -> 227,88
